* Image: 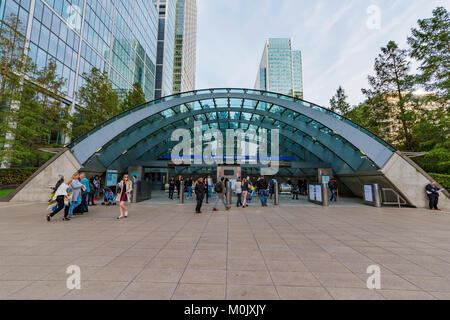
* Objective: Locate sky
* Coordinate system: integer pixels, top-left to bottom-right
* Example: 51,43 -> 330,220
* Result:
195,0 -> 448,107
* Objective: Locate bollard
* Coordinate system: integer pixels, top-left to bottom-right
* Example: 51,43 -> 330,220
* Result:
321,183 -> 329,207
226,181 -> 232,206
372,183 -> 382,207
274,181 -> 279,205
179,180 -> 184,204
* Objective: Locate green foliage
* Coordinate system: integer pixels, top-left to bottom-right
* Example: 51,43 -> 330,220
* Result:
0,189 -> 15,198
329,86 -> 350,115
119,82 -> 146,113
71,68 -> 119,138
0,167 -> 37,185
408,7 -> 450,100
362,41 -> 416,150
429,173 -> 450,191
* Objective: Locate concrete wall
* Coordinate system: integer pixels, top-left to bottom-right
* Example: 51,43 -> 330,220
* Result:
380,152 -> 450,210
10,150 -> 82,202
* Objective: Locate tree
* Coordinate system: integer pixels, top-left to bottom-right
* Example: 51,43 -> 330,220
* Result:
362,41 -> 416,150
119,82 -> 146,113
329,86 -> 350,115
407,7 -> 450,100
35,58 -> 69,145
71,68 -> 119,138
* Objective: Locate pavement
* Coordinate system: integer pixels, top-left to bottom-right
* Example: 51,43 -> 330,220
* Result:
0,199 -> 449,300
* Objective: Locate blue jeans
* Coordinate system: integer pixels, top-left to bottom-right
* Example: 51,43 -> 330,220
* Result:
330,189 -> 337,202
208,185 -> 212,196
81,191 -> 89,212
187,186 -> 193,198
68,195 -> 81,216
260,189 -> 268,206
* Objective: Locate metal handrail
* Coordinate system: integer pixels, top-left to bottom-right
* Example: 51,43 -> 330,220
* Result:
381,188 -> 407,208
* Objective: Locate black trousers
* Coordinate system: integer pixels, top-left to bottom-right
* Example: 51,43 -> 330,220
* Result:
196,196 -> 204,212
50,196 -> 68,218
236,193 -> 242,206
88,192 -> 95,205
205,190 -> 209,203
428,194 -> 439,209
169,189 -> 174,199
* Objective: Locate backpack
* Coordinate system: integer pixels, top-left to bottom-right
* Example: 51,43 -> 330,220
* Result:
214,182 -> 223,193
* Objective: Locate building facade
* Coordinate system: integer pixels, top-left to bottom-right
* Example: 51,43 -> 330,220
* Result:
254,38 -> 303,99
0,0 -> 158,104
172,0 -> 196,94
153,0 -> 175,99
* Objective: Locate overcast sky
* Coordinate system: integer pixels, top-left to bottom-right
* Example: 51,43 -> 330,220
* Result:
195,0 -> 448,107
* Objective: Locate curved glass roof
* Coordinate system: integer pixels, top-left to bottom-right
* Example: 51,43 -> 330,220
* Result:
69,88 -> 397,174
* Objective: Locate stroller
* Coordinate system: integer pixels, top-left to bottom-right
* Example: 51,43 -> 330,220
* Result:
102,188 -> 117,206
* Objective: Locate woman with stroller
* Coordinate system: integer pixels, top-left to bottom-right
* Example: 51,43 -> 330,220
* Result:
116,174 -> 133,219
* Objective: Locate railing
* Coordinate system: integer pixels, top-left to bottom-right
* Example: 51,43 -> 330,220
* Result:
381,188 -> 407,208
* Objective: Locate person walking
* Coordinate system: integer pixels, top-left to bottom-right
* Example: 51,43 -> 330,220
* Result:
213,177 -> 230,211
92,175 -> 101,203
80,173 -> 90,213
328,178 -> 338,202
195,178 -> 206,213
116,174 -> 133,219
168,176 -> 176,199
242,178 -> 250,208
67,173 -> 84,218
257,176 -> 269,207
49,175 -> 64,213
292,183 -> 300,200
186,177 -> 194,199
426,181 -> 442,211
235,177 -> 242,207
204,177 -> 209,204
207,175 -> 213,197
47,179 -> 71,221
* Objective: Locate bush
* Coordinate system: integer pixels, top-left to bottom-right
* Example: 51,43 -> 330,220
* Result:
429,173 -> 450,191
0,168 -> 38,186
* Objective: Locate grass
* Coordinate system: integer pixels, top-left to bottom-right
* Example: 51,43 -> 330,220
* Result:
0,189 -> 15,199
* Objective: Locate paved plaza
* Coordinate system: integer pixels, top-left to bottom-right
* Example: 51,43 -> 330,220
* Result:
0,200 -> 450,300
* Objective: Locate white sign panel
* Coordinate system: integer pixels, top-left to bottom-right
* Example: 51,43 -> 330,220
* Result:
315,185 -> 322,202
364,185 -> 373,202
309,185 -> 315,201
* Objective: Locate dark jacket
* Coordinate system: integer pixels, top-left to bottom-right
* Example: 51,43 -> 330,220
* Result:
169,180 -> 175,190
195,182 -> 206,198
257,178 -> 268,190
328,179 -> 338,190
426,184 -> 440,196
242,181 -> 250,192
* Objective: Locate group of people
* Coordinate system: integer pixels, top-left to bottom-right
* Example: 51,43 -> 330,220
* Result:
46,173 -> 132,222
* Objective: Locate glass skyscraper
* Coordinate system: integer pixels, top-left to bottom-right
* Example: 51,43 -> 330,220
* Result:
254,38 -> 304,99
0,0 -> 158,104
154,0 -> 175,99
172,0 -> 196,94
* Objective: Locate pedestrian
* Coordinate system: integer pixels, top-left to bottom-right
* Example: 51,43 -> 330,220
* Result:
425,181 -> 442,211
186,176 -> 193,198
116,174 -> 133,219
257,175 -> 269,206
93,175 -> 101,203
204,177 -> 209,204
67,173 -> 84,218
292,183 -> 300,200
195,177 -> 206,213
80,173 -> 90,213
49,175 -> 64,213
168,176 -> 175,199
47,179 -> 71,221
88,177 -> 96,206
213,177 -> 231,211
242,177 -> 250,208
235,177 -> 242,207
328,178 -> 338,202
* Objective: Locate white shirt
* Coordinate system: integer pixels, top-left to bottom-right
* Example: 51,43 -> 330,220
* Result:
53,183 -> 69,200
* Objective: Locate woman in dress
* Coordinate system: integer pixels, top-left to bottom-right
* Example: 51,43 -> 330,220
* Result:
116,174 -> 133,219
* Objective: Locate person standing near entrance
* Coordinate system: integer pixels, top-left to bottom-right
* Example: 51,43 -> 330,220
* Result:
235,177 -> 242,207
168,176 -> 175,199
116,174 -> 133,219
195,178 -> 206,213
257,176 -> 269,207
426,181 -> 442,211
328,178 -> 338,202
80,173 -> 90,213
213,177 -> 231,211
186,177 -> 194,199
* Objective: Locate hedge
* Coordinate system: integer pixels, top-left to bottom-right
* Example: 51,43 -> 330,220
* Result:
0,168 -> 38,186
429,173 -> 450,191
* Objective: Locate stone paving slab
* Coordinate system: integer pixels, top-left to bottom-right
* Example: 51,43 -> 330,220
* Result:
0,201 -> 449,300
